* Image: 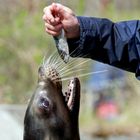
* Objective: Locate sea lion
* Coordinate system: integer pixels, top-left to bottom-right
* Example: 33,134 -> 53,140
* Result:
23,62 -> 80,140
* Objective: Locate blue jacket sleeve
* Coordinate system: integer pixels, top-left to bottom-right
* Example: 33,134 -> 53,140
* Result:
68,16 -> 140,79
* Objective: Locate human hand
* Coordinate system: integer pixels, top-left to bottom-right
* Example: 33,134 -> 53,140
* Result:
43,3 -> 80,39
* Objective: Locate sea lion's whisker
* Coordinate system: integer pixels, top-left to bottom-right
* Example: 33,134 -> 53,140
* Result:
56,59 -> 72,68
53,61 -> 67,72
60,69 -> 85,77
48,49 -> 90,72
42,55 -> 46,66
51,52 -> 60,65
45,51 -> 58,66
55,48 -> 89,71
49,52 -> 68,68
57,57 -> 83,73
53,61 -> 62,70
67,53 -> 90,66
42,55 -> 49,67
59,59 -> 90,74
47,52 -> 58,65
55,62 -> 72,73
55,57 -> 67,66
44,54 -> 52,66
69,45 -> 83,56
59,70 -> 108,81
44,57 -> 59,71
60,66 -> 83,76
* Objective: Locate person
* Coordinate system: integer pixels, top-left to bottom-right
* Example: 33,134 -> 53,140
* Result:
43,3 -> 140,79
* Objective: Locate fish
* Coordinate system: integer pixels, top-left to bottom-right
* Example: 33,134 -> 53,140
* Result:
53,29 -> 70,63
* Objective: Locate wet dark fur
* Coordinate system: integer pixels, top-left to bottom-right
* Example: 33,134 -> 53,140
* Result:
23,66 -> 80,140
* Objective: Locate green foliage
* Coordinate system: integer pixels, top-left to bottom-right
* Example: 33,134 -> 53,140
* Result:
0,1 -> 52,103
77,0 -> 85,15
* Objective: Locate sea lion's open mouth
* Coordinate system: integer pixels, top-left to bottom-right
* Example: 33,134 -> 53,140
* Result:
38,65 -> 80,112
64,78 -> 78,111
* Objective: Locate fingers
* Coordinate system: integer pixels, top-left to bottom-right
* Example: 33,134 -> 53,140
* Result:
42,14 -> 60,26
43,11 -> 62,36
43,5 -> 55,23
45,28 -> 61,36
43,3 -> 61,25
43,3 -> 63,36
43,3 -> 74,24
45,22 -> 62,31
44,22 -> 62,36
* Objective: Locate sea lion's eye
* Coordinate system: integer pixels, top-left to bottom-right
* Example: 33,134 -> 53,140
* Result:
42,99 -> 49,108
40,97 -> 50,109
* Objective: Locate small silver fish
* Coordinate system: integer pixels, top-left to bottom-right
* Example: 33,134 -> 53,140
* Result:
53,29 -> 69,63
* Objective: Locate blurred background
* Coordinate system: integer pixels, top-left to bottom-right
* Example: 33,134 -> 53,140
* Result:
0,0 -> 140,139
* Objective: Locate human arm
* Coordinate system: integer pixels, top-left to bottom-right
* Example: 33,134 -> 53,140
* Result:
68,17 -> 140,79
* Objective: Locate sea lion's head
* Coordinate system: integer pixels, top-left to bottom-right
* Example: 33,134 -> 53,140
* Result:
23,65 -> 80,140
